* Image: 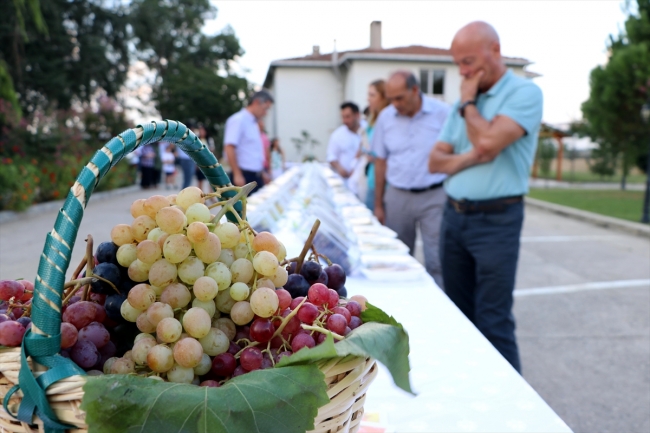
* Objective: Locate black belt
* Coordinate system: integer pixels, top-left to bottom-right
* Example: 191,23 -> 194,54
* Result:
396,181 -> 444,194
448,195 -> 523,214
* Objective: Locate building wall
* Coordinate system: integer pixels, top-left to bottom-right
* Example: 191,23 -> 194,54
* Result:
344,60 -> 526,108
271,67 -> 342,162
269,61 -> 528,162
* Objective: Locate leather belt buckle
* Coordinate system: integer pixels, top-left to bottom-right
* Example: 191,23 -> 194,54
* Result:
451,199 -> 466,214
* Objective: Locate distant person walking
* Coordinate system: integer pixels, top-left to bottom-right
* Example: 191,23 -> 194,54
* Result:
224,90 -> 274,193
138,144 -> 157,189
161,144 -> 177,189
176,123 -> 197,189
360,80 -> 390,211
429,21 -> 543,373
194,124 -> 211,192
372,71 -> 450,287
269,138 -> 286,180
327,102 -> 362,193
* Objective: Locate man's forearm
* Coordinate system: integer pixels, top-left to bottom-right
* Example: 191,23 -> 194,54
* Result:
374,159 -> 387,208
429,149 -> 480,176
463,105 -> 503,161
330,161 -> 349,178
225,145 -> 242,176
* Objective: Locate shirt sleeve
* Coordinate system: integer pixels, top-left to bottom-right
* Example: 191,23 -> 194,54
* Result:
326,130 -> 339,163
224,114 -> 242,147
497,83 -> 544,135
370,116 -> 387,159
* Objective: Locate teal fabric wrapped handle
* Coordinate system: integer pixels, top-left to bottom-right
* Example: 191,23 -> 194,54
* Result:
5,120 -> 240,432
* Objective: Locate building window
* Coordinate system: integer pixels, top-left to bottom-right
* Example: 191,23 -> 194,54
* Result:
419,69 -> 445,96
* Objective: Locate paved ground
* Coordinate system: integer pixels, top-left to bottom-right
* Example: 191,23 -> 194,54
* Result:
416,206 -> 650,433
1,188 -> 649,433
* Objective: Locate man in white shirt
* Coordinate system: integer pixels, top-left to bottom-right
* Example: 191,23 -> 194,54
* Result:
224,90 -> 274,193
327,102 -> 362,192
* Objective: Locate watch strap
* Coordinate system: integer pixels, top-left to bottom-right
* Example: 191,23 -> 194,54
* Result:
459,100 -> 477,118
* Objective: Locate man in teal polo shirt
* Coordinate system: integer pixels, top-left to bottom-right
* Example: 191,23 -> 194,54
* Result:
429,21 -> 543,373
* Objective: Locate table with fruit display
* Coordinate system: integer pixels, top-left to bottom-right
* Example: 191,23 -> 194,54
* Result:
245,163 -> 573,433
0,122 -> 410,433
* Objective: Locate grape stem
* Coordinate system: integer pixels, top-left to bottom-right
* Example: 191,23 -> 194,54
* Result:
61,277 -> 94,305
82,235 -> 94,301
272,297 -> 307,338
279,257 -> 299,266
300,324 -> 344,340
310,244 -> 332,266
71,257 -> 88,281
210,182 -> 256,224
295,219 -> 321,275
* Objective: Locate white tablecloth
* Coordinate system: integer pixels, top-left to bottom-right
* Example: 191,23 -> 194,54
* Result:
346,275 -> 572,433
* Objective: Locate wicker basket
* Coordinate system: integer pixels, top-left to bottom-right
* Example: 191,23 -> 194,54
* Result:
0,121 -> 377,433
1,347 -> 377,433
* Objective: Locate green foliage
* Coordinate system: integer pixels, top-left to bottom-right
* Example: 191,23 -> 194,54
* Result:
130,0 -> 249,133
81,366 -> 329,433
0,0 -> 130,112
580,0 -> 650,185
0,94 -> 135,210
0,62 -> 21,118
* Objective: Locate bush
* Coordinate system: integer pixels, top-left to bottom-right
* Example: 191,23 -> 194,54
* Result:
0,95 -> 136,211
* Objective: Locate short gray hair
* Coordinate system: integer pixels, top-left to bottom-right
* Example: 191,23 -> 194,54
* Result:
389,70 -> 419,90
248,90 -> 274,106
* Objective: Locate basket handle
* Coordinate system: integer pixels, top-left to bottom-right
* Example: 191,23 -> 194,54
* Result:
10,120 -> 239,431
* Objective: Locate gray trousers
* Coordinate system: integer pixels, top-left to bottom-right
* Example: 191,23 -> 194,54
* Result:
384,185 -> 446,288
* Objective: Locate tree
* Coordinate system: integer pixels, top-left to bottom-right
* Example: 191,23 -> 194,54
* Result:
581,0 -> 650,189
0,0 -> 130,113
129,0 -> 249,130
0,0 -> 47,117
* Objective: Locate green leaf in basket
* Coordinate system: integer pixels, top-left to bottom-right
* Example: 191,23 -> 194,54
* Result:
277,322 -> 414,395
361,301 -> 404,329
80,365 -> 329,433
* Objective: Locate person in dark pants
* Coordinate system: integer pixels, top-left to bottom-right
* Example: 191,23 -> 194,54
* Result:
428,21 -> 543,373
224,90 -> 274,194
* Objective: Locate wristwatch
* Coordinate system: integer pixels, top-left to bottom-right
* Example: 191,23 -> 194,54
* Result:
459,100 -> 477,118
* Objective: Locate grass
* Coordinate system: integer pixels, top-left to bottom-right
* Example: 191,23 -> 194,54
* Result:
535,171 -> 647,184
528,188 -> 647,223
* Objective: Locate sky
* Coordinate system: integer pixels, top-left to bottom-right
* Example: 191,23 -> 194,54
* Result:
204,0 -> 628,126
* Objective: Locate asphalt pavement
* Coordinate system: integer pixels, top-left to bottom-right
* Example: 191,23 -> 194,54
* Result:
415,205 -> 650,433
1,187 -> 649,433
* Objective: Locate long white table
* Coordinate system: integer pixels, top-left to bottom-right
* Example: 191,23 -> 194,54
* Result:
250,164 -> 572,432
272,227 -> 571,433
346,276 -> 572,433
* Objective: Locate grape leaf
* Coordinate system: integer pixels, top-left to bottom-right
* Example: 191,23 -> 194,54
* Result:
361,301 -> 403,329
81,365 -> 329,433
277,322 -> 413,394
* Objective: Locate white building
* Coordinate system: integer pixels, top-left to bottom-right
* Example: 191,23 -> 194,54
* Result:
263,21 -> 539,162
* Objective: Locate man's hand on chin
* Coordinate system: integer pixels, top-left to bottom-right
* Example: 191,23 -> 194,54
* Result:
461,70 -> 484,102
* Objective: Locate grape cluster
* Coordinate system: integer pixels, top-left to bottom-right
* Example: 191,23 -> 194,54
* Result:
1,187 -> 370,387
0,279 -> 33,346
285,260 -> 347,298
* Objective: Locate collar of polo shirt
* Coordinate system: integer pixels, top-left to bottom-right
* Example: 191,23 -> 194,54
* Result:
484,69 -> 513,98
